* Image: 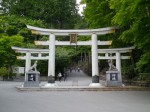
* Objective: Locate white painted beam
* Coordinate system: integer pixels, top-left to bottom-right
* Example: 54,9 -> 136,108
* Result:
27,25 -> 118,36
98,56 -> 131,60
98,47 -> 135,53
17,56 -> 49,60
12,46 -> 49,53
35,40 -> 112,46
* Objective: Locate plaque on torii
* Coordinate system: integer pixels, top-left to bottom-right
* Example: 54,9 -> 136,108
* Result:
70,34 -> 78,44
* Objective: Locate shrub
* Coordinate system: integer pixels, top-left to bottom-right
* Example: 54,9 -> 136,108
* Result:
0,67 -> 8,76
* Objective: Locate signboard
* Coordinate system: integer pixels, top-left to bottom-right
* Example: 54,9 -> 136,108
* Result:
13,67 -> 25,74
110,73 -> 118,81
70,34 -> 77,44
28,74 -> 36,81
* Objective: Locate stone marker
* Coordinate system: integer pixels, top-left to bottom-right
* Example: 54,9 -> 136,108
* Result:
106,71 -> 122,86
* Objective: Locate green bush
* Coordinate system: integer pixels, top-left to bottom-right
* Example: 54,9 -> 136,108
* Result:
138,73 -> 150,81
0,67 -> 8,76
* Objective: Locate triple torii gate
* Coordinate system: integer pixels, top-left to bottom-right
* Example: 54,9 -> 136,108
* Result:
12,25 -> 117,87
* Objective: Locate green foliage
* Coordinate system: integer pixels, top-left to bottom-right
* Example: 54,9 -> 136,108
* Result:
80,0 -> 86,4
0,35 -> 24,67
109,0 -> 150,73
0,67 -> 8,76
138,73 -> 150,81
74,17 -> 89,29
136,52 -> 150,73
0,15 -> 45,70
56,47 -> 75,59
84,0 -> 114,28
1,0 -> 79,29
55,47 -> 75,73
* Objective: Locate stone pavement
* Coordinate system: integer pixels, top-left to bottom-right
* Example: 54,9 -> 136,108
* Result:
16,70 -> 150,91
0,81 -> 150,112
46,70 -> 92,86
1,71 -> 150,112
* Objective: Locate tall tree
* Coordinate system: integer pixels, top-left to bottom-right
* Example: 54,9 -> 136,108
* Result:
1,0 -> 79,29
0,15 -> 45,75
109,0 -> 150,72
83,0 -> 114,28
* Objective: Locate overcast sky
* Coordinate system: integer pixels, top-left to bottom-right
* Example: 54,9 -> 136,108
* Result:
76,0 -> 86,15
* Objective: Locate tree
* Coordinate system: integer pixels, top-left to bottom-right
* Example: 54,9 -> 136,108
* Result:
1,0 -> 79,29
0,35 -> 24,78
55,46 -> 75,76
109,0 -> 150,73
83,0 -> 115,28
0,15 -> 46,77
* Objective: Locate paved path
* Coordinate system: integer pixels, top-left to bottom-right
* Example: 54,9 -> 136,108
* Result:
0,81 -> 150,112
58,70 -> 92,86
41,70 -> 92,86
0,72 -> 150,112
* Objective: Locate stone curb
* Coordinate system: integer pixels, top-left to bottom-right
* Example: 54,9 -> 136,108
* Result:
16,86 -> 150,92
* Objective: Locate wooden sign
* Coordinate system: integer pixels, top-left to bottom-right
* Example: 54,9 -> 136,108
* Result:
70,34 -> 77,44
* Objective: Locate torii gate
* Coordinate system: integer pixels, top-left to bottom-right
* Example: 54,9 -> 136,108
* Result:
98,47 -> 135,85
98,47 -> 135,74
12,46 -> 134,87
12,25 -> 118,87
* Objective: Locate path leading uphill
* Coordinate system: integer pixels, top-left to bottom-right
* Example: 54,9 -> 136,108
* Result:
53,70 -> 92,86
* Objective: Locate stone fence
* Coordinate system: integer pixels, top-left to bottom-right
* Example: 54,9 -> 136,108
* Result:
123,80 -> 150,87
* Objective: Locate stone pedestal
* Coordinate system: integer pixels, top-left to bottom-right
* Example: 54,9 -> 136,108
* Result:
24,71 -> 40,87
106,71 -> 122,86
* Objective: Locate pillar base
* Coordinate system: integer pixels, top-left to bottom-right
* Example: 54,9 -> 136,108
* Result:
48,75 -> 55,83
92,75 -> 99,83
41,75 -> 57,88
42,83 -> 57,88
89,83 -> 103,87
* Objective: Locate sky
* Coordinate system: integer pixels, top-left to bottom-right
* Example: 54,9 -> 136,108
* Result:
76,0 -> 86,15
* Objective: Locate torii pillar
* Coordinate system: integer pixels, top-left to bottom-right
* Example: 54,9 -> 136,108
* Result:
25,52 -> 31,81
89,33 -> 101,87
46,33 -> 57,86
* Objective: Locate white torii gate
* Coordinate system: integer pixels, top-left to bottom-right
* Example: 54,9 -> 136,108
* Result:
98,47 -> 135,74
11,46 -> 49,72
12,25 -> 118,87
27,25 -> 117,87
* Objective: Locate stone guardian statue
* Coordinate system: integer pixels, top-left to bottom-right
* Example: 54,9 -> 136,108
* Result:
29,61 -> 38,72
